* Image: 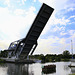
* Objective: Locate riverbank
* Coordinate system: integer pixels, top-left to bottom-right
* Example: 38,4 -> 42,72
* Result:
0,58 -> 35,64
29,54 -> 71,63
0,50 -> 74,63
69,73 -> 75,75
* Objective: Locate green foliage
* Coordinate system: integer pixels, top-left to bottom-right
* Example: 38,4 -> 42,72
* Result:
29,50 -> 73,62
62,50 -> 70,59
69,73 -> 75,75
0,50 -> 73,63
63,50 -> 70,55
0,59 -> 5,63
55,57 -> 61,61
0,50 -> 8,58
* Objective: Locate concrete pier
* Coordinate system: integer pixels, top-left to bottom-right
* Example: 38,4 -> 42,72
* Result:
0,58 -> 35,64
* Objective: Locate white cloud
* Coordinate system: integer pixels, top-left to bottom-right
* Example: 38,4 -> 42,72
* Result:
29,6 -> 36,11
22,0 -> 26,5
34,37 -> 59,54
17,0 -> 21,3
69,15 -> 75,19
4,0 -> 10,7
4,0 -> 27,7
0,0 -> 75,55
53,17 -> 70,25
59,38 -> 66,44
14,9 -> 26,15
33,0 -> 36,2
41,15 -> 69,35
0,6 -> 36,50
60,32 -> 67,36
64,2 -> 75,10
60,29 -> 75,38
37,0 -> 71,36
34,29 -> 75,55
0,40 -> 9,50
34,36 -> 69,55
69,30 -> 75,36
67,7 -> 75,12
52,26 -> 65,32
38,0 -> 68,10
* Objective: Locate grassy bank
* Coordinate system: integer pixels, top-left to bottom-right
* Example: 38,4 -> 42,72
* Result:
0,59 -> 5,63
69,73 -> 75,75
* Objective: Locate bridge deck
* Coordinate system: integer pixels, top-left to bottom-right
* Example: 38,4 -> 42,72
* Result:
15,3 -> 54,59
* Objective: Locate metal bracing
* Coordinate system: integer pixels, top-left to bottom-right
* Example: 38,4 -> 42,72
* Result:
30,41 -> 38,55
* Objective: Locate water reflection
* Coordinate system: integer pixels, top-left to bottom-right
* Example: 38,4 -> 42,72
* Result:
0,62 -> 74,75
0,63 -> 34,75
71,67 -> 75,74
7,64 -> 34,75
0,64 -> 8,75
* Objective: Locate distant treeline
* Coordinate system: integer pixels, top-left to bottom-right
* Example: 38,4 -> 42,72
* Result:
29,50 -> 75,63
0,50 -> 74,63
0,50 -> 8,58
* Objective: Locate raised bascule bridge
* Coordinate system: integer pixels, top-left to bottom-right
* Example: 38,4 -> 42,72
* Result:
5,3 -> 54,63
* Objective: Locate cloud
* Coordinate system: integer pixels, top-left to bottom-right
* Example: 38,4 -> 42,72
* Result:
59,38 -> 66,44
69,30 -> 75,36
37,0 -> 73,36
34,37 -> 59,54
34,30 -> 75,55
60,32 -> 67,36
41,15 -> 69,35
54,17 -> 70,25
35,31 -> 75,55
69,15 -> 75,19
0,40 -> 9,50
38,0 -> 68,11
0,6 -> 36,50
61,30 -> 75,37
64,2 -> 75,10
4,0 -> 10,7
67,7 -> 75,12
22,0 -> 26,5
14,9 -> 26,15
33,0 -> 36,2
52,26 -> 65,32
34,36 -> 69,55
0,0 -> 75,55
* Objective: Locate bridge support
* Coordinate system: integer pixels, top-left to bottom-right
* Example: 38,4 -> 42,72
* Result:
30,41 -> 38,55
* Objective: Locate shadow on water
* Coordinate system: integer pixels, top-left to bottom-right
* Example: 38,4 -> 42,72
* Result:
0,63 -> 34,75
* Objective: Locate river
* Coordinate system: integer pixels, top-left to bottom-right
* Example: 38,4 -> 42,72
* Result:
0,62 -> 75,75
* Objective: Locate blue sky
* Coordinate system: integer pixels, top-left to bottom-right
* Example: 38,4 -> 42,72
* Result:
0,0 -> 75,55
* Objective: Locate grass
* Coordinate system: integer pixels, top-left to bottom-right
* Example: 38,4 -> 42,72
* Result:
69,73 -> 75,75
0,59 -> 5,63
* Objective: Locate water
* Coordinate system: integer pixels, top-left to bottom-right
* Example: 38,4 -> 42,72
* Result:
0,62 -> 74,75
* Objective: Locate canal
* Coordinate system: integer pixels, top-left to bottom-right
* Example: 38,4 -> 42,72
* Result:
0,62 -> 75,75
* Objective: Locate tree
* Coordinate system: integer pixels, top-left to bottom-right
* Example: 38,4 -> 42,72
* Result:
63,50 -> 70,59
0,50 -> 8,57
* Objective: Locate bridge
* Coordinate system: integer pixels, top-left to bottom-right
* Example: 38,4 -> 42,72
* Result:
7,3 -> 54,59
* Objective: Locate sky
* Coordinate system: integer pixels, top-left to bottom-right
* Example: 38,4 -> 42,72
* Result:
0,0 -> 75,55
